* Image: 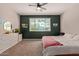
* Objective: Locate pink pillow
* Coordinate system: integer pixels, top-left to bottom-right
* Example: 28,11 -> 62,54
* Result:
42,36 -> 63,48
44,41 -> 63,48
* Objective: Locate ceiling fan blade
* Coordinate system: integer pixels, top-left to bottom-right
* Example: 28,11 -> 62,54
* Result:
28,5 -> 36,6
41,3 -> 47,6
40,7 -> 47,10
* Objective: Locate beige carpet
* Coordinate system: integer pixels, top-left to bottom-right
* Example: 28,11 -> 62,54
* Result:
0,40 -> 43,56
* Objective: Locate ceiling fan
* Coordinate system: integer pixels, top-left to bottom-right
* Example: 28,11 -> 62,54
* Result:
28,3 -> 47,11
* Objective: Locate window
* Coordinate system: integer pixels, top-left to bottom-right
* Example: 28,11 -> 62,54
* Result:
29,18 -> 51,32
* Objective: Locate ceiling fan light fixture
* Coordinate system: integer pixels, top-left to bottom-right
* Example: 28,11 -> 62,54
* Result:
37,7 -> 41,10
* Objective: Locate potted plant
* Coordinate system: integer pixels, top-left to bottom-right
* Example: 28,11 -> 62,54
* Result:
13,28 -> 20,33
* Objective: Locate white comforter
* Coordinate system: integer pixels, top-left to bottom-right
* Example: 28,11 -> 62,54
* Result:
43,46 -> 79,56
42,34 -> 79,56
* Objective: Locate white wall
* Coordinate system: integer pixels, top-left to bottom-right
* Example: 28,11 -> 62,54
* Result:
0,4 -> 79,34
0,6 -> 21,53
61,4 -> 79,34
0,6 -> 19,33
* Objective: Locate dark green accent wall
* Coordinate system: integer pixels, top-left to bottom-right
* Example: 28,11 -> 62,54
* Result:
20,15 -> 60,39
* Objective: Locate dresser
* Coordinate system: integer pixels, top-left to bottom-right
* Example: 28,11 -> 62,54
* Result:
0,33 -> 22,54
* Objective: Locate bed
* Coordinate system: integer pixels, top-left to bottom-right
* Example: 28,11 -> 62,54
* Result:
42,33 -> 79,56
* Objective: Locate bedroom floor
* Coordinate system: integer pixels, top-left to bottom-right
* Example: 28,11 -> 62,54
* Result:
0,40 -> 43,56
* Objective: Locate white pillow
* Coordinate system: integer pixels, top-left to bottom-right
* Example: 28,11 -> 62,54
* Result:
72,34 -> 79,40
63,33 -> 76,39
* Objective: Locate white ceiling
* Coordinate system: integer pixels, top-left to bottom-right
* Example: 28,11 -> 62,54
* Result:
0,3 -> 77,15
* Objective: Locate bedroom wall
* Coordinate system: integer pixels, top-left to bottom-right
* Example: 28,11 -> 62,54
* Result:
0,4 -> 79,34
61,4 -> 79,34
20,15 -> 60,39
0,6 -> 19,33
0,6 -> 20,53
